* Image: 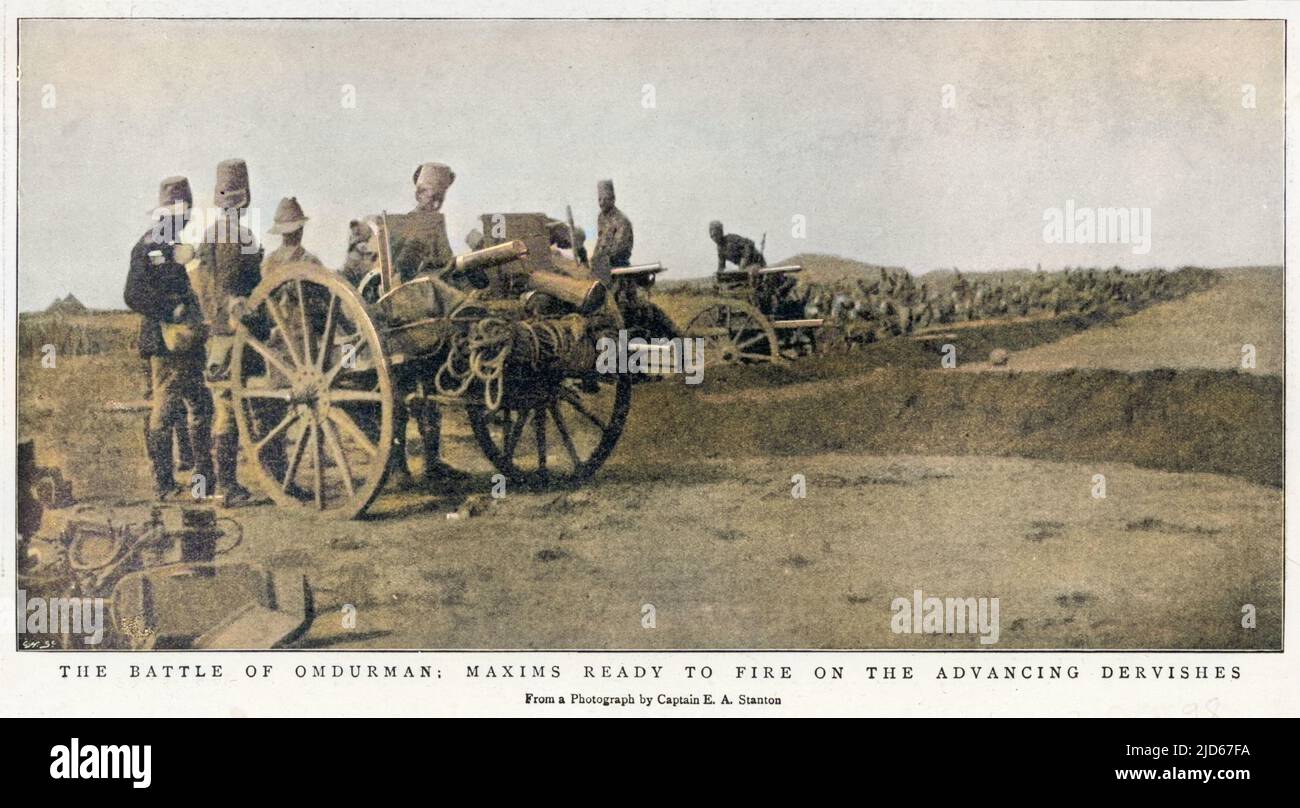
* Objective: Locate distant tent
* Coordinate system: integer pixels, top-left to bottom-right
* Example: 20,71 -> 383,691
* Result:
45,294 -> 89,315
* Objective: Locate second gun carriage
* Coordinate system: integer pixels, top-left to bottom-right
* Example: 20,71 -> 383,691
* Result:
681,264 -> 825,367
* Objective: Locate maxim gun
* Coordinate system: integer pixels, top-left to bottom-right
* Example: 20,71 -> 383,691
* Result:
520,268 -> 607,315
226,210 -> 635,518
448,239 -> 531,275
610,262 -> 667,278
441,238 -> 604,313
610,262 -> 669,297
602,260 -> 681,353
682,262 -> 824,366
715,263 -> 805,277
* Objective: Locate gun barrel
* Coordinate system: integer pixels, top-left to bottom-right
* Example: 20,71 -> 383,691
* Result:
450,240 -> 529,273
528,269 -> 607,315
717,264 -> 803,277
610,262 -> 667,277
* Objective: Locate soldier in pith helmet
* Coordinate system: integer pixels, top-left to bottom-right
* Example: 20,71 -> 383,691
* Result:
124,175 -> 214,501
140,176 -> 198,475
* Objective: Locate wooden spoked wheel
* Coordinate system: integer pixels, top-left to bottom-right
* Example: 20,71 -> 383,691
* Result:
466,371 -> 633,488
684,299 -> 781,367
231,263 -> 394,519
466,300 -> 631,488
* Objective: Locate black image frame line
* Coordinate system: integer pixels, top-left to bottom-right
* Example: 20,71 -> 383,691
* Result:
8,14 -> 1288,654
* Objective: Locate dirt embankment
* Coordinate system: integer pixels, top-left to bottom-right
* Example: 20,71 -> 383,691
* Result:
620,366 -> 1283,489
622,270 -> 1282,488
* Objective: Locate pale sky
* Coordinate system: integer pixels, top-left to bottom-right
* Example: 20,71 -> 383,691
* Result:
17,18 -> 1284,310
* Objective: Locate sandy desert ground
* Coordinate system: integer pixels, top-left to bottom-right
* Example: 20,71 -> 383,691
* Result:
17,268 -> 1284,649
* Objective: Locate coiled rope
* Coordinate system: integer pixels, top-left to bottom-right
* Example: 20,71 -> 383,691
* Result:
434,314 -> 589,411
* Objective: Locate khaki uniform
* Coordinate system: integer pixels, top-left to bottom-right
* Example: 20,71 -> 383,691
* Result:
259,242 -> 329,366
396,208 -> 454,281
383,163 -> 457,483
191,216 -> 263,438
256,242 -> 320,487
593,207 -> 633,283
262,243 -> 322,274
148,354 -> 210,432
386,208 -> 455,479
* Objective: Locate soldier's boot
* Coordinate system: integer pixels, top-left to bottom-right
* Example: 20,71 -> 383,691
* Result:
387,406 -> 415,488
161,396 -> 193,472
388,441 -> 415,488
146,429 -> 182,501
419,406 -> 467,480
174,421 -> 194,472
186,423 -> 215,502
215,433 -> 252,507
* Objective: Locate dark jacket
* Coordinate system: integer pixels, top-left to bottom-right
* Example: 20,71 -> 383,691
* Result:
124,224 -> 200,357
715,233 -> 765,273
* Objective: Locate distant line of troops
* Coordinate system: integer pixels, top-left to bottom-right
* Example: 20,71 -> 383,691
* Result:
803,265 -> 1216,344
124,158 -> 664,504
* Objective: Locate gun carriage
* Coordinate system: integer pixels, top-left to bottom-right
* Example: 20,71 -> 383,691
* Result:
682,264 -> 825,366
228,211 -> 641,519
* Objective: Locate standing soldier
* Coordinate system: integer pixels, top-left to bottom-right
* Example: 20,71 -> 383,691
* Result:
137,181 -> 196,479
263,196 -> 322,272
591,179 -> 633,284
138,357 -> 194,479
399,161 -> 456,280
387,162 -> 458,486
124,176 -> 214,501
190,158 -> 263,506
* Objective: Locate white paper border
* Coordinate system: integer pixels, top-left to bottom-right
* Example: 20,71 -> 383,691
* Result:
0,0 -> 1294,717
